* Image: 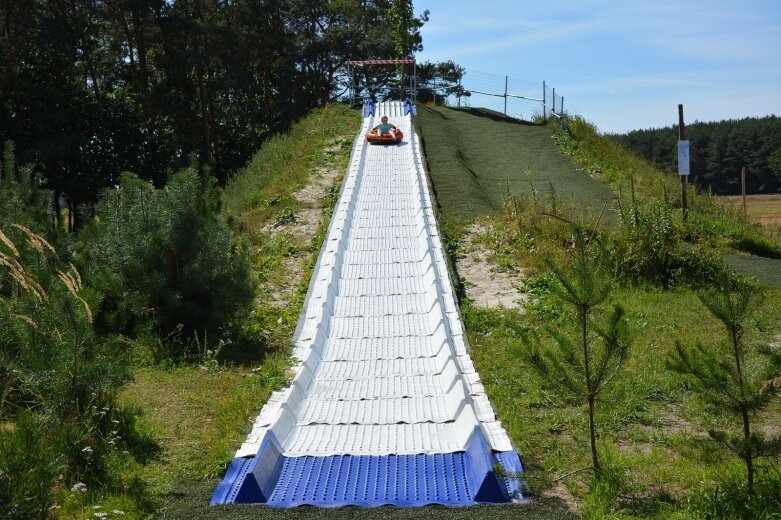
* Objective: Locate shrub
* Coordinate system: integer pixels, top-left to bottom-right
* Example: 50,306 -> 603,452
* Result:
83,167 -> 254,351
0,412 -> 63,520
611,182 -> 724,288
668,273 -> 781,494
0,222 -> 133,507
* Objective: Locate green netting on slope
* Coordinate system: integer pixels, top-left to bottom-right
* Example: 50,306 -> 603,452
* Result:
414,105 -> 614,222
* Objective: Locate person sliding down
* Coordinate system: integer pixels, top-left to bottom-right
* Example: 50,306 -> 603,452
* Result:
372,116 -> 398,137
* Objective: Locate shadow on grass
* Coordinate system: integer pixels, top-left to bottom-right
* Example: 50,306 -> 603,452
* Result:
616,489 -> 679,517
218,336 -> 272,366
117,405 -> 163,465
162,478 -> 580,520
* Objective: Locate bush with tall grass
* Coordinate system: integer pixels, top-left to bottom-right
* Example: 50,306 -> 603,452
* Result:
611,182 -> 724,288
82,166 -> 254,356
0,222 -> 133,515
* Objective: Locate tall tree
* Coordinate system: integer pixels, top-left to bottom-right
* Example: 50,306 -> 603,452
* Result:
1,0 -> 430,215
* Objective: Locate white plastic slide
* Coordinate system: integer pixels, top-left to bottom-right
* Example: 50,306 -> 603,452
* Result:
211,101 -> 524,508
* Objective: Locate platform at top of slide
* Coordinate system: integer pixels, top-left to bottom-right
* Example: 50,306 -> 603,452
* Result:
211,101 -> 525,508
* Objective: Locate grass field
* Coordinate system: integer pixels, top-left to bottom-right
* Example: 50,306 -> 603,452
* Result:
413,105 -> 614,222
720,194 -> 781,228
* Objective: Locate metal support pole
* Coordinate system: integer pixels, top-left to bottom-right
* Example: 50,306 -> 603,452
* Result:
552,87 -> 556,113
542,80 -> 547,123
413,61 -> 417,100
560,96 -> 565,133
504,75 -> 508,115
457,77 -> 462,108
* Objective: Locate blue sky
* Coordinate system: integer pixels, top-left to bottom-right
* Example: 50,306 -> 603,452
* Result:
414,0 -> 781,133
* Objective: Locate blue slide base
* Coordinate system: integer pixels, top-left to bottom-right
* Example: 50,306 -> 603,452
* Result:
211,430 -> 526,507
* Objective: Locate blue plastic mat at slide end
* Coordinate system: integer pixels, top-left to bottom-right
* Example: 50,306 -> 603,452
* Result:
211,431 -> 526,508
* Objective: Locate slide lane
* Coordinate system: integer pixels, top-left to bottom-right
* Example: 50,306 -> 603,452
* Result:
211,101 -> 524,507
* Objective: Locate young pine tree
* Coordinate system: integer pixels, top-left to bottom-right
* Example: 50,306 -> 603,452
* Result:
668,273 -> 780,493
521,227 -> 631,472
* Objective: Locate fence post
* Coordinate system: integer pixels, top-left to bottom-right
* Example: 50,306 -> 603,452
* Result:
504,75 -> 508,115
742,166 -> 747,218
678,104 -> 688,221
560,96 -> 565,133
552,87 -> 556,113
542,80 -> 547,123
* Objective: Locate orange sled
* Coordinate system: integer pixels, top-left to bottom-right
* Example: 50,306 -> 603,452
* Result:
366,128 -> 403,144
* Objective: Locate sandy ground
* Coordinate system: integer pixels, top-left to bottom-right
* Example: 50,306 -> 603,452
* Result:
264,142 -> 346,308
455,224 -> 528,310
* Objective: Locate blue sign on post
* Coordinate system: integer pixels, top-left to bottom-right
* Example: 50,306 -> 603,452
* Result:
678,140 -> 690,176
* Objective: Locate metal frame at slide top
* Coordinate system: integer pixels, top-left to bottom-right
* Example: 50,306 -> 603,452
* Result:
211,101 -> 525,508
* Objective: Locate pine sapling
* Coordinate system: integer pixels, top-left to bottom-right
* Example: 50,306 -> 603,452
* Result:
521,226 -> 631,472
668,273 -> 780,493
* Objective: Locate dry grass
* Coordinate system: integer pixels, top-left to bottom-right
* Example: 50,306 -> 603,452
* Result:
720,194 -> 781,228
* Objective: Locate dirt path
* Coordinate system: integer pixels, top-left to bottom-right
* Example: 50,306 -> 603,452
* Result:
264,140 -> 349,308
455,223 -> 528,310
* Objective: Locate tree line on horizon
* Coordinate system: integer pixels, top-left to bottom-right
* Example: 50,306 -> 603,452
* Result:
0,0 -> 429,228
610,116 -> 781,195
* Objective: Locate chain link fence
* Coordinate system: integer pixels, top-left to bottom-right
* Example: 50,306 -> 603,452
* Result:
418,70 -> 573,128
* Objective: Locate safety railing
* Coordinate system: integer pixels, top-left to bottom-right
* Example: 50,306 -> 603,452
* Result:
417,70 -> 570,129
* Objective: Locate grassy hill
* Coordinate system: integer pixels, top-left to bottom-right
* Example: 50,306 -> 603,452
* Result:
415,107 -> 781,519
102,103 -> 781,520
413,105 -> 614,221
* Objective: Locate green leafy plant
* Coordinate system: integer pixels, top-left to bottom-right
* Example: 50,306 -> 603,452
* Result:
271,207 -> 298,228
83,167 -> 254,351
520,226 -> 631,472
668,273 -> 781,493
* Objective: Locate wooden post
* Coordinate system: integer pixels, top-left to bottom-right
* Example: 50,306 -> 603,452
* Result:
741,166 -> 747,217
679,104 -> 688,221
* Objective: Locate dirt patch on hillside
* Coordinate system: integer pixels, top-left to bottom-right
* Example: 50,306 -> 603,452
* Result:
455,224 -> 528,309
540,481 -> 580,515
263,140 -> 347,307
